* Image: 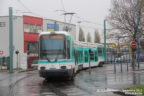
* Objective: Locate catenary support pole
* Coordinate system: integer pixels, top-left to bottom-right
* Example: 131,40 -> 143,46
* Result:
9,7 -> 13,73
136,0 -> 140,70
104,20 -> 106,63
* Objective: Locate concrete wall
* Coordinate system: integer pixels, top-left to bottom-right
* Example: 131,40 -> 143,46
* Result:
0,16 -> 9,57
43,19 -> 76,40
0,16 -> 76,69
0,16 -> 24,69
13,16 -> 24,68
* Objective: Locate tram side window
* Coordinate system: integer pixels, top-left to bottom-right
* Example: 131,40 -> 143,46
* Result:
85,51 -> 88,62
72,43 -> 74,58
89,50 -> 94,61
80,51 -> 83,62
98,48 -> 102,56
76,51 -> 78,63
78,51 -> 80,63
95,51 -> 98,61
67,40 -> 70,59
103,48 -> 104,56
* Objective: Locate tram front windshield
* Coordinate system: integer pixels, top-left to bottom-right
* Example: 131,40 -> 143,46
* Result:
40,34 -> 66,60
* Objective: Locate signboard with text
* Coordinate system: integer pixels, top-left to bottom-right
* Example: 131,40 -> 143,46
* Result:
47,24 -> 59,32
131,42 -> 137,48
0,50 -> 3,55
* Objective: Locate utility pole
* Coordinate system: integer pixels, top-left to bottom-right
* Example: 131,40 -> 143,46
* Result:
77,21 -> 82,41
54,21 -> 57,31
9,7 -> 13,73
136,0 -> 140,70
117,34 -> 120,57
104,19 -> 106,63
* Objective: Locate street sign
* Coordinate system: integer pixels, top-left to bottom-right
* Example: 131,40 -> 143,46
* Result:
131,42 -> 137,47
0,50 -> 3,55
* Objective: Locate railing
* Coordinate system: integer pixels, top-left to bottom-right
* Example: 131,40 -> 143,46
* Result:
0,56 -> 9,70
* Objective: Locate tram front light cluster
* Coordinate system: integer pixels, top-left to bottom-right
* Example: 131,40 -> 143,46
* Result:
70,65 -> 73,69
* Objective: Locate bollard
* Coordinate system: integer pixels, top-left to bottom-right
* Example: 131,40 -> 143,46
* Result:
126,54 -> 129,72
114,62 -> 116,73
121,60 -> 123,72
127,61 -> 129,72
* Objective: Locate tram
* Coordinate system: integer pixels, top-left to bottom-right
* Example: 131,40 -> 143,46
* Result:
38,31 -> 104,80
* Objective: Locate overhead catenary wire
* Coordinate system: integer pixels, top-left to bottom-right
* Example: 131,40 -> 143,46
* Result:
16,0 -> 104,30
60,0 -> 66,12
74,15 -> 103,26
16,0 -> 59,19
17,0 -> 32,13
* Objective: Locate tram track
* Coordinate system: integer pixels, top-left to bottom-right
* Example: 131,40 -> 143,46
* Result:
9,71 -> 37,96
44,79 -> 90,96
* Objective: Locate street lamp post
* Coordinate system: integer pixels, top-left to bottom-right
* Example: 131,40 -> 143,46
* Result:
77,21 -> 82,41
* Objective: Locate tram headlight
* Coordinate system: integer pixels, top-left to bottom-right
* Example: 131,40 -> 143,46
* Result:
70,65 -> 73,69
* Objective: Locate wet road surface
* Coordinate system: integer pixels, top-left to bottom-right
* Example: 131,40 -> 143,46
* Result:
1,64 -> 144,96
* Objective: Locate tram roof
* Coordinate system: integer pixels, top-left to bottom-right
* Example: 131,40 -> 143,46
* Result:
74,41 -> 103,48
39,31 -> 70,36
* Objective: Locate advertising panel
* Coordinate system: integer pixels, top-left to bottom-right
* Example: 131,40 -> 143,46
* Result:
47,24 -> 59,31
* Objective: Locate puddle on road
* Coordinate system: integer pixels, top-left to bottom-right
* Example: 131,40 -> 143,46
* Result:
74,68 -> 144,95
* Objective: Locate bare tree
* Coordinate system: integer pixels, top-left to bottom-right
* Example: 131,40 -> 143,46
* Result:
94,29 -> 101,43
107,0 -> 144,70
79,27 -> 85,42
87,32 -> 91,42
107,0 -> 144,42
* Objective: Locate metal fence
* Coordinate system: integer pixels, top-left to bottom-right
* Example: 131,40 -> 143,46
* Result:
0,56 -> 9,70
106,47 -> 132,64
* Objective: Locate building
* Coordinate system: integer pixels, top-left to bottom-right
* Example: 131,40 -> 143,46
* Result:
43,19 -> 76,40
0,15 -> 76,69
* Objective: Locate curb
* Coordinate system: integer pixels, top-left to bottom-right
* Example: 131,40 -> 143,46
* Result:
113,91 -> 143,96
18,69 -> 35,73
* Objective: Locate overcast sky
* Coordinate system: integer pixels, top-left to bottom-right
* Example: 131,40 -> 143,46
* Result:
0,0 -> 112,41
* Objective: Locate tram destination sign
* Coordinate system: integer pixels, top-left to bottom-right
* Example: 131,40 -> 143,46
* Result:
41,35 -> 64,40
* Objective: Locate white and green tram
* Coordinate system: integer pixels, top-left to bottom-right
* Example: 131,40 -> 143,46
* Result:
38,31 -> 104,80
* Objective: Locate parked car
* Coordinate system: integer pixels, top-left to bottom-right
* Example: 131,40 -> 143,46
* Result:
136,53 -> 144,62
115,54 -> 131,63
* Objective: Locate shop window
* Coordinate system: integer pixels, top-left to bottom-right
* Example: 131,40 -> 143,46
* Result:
24,24 -> 42,33
0,22 -> 6,27
26,42 -> 38,53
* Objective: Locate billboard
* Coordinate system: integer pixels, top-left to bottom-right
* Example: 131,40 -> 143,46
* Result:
47,24 -> 59,32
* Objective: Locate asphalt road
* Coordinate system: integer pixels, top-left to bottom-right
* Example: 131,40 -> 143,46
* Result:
0,64 -> 144,96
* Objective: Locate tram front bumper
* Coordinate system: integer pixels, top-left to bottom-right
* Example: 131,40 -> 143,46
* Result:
39,69 -> 73,78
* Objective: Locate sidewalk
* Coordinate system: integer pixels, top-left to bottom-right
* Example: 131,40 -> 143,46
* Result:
0,69 -> 34,81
